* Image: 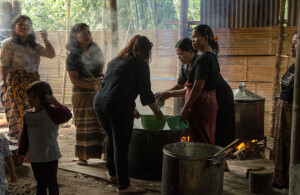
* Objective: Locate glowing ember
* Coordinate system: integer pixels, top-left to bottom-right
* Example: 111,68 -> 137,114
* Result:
251,140 -> 258,143
236,142 -> 246,150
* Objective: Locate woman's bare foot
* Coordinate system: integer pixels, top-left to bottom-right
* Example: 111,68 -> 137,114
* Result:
117,185 -> 146,194
106,171 -> 117,183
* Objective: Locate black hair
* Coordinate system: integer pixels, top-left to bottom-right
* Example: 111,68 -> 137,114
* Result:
66,23 -> 93,52
11,15 -> 37,49
294,31 -> 298,35
193,24 -> 219,55
175,38 -> 197,54
26,81 -> 53,107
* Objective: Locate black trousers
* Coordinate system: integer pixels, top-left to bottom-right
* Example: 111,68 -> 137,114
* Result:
95,108 -> 134,190
31,160 -> 59,195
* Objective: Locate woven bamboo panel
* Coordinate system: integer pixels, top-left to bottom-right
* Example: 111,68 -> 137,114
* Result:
2,27 -> 296,135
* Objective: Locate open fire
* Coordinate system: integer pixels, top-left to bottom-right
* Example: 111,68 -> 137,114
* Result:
236,140 -> 258,150
231,139 -> 263,160
181,136 -> 190,142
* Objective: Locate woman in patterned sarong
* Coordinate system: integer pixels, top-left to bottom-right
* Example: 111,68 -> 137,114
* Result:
0,15 -> 55,140
273,31 -> 298,189
66,23 -> 106,166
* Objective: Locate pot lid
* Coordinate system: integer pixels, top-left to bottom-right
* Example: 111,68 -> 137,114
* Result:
233,82 -> 265,101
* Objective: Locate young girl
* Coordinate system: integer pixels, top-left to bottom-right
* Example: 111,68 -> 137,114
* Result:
17,81 -> 72,195
0,136 -> 17,194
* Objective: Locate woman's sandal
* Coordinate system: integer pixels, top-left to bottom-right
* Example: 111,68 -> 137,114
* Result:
77,160 -> 88,166
106,171 -> 117,183
117,186 -> 146,194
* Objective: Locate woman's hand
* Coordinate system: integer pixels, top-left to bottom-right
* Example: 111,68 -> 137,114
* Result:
156,91 -> 171,101
134,109 -> 141,119
0,80 -> 7,91
93,84 -> 100,91
180,107 -> 189,123
154,109 -> 164,120
40,28 -> 48,41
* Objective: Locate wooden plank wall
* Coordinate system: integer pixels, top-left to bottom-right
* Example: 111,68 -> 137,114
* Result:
2,26 -> 297,135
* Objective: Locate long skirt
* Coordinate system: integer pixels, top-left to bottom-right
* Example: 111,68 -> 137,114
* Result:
273,99 -> 292,189
185,82 -> 218,144
215,80 -> 236,147
0,70 -> 40,140
72,87 -> 106,160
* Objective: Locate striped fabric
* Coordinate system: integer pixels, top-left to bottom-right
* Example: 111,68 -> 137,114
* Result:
72,88 -> 105,160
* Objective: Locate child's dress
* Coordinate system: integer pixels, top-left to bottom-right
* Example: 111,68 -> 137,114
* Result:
0,137 -> 12,194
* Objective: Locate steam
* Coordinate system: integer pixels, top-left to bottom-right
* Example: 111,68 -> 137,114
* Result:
80,43 -> 105,72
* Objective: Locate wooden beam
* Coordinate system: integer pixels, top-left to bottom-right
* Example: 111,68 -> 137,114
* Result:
163,20 -> 201,26
268,0 -> 286,136
110,0 -> 118,58
289,7 -> 300,194
61,0 -> 71,104
174,0 -> 189,115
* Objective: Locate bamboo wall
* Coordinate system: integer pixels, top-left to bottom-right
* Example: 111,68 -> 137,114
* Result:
1,27 -> 297,135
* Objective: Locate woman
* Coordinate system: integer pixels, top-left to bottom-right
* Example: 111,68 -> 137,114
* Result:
158,25 -> 235,147
66,23 -> 106,166
0,15 -> 55,140
273,31 -> 298,189
193,25 -> 235,148
159,34 -> 219,143
93,35 -> 163,193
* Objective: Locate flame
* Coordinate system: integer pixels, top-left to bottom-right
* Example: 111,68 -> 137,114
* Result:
236,142 -> 246,150
251,140 -> 258,143
181,136 -> 190,142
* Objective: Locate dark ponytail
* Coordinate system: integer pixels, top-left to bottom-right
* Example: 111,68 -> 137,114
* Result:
193,24 -> 219,55
175,38 -> 197,54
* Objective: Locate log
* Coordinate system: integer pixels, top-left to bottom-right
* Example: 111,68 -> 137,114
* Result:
214,139 -> 240,157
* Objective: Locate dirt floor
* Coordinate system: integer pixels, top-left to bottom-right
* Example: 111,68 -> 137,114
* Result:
2,114 -> 286,195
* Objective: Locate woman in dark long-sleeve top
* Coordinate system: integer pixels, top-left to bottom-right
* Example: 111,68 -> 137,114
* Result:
93,35 -> 163,194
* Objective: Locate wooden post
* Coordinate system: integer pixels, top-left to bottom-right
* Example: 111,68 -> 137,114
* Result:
122,22 -> 132,48
102,0 -> 107,72
0,2 -> 12,30
109,0 -> 118,58
11,0 -> 20,19
61,0 -> 71,104
268,0 -> 286,137
174,0 -> 188,115
289,10 -> 300,195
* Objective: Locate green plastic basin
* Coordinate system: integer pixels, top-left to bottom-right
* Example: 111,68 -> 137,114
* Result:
166,116 -> 189,131
141,114 -> 166,130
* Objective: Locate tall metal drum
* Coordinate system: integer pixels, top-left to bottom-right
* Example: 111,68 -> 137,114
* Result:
233,82 -> 265,140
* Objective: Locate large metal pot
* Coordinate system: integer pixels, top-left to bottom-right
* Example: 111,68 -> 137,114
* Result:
233,82 -> 265,140
161,142 -> 225,195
